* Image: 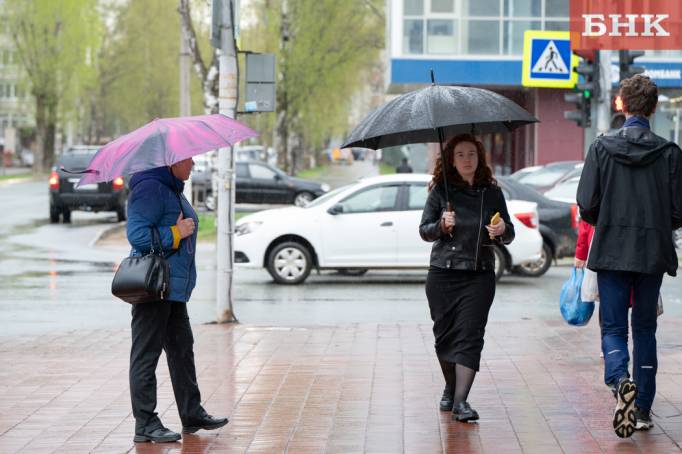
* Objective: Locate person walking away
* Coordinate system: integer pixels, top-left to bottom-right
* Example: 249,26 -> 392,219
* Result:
577,75 -> 682,438
419,134 -> 515,422
126,159 -> 228,443
396,157 -> 414,173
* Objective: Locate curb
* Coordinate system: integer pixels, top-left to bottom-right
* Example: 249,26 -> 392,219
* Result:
0,175 -> 38,187
90,222 -> 126,248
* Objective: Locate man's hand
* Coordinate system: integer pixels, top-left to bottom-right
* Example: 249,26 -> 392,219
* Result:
441,210 -> 455,234
176,212 -> 195,239
574,258 -> 586,269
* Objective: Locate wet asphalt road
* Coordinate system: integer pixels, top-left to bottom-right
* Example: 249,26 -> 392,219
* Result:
2,179 -> 682,337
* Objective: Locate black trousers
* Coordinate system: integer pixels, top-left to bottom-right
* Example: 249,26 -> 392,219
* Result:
130,301 -> 203,432
425,268 -> 495,371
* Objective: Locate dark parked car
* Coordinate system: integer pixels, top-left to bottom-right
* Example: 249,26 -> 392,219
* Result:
49,146 -> 128,223
514,160 -> 583,193
193,161 -> 330,209
235,161 -> 330,206
498,177 -> 578,277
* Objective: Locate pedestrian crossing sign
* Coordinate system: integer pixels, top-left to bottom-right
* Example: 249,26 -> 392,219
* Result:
522,31 -> 579,88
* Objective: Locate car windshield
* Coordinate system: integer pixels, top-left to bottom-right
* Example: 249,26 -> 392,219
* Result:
545,178 -> 580,201
519,165 -> 575,187
58,150 -> 97,171
304,184 -> 351,208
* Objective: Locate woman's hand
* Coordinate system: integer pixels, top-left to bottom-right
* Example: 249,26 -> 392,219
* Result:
176,212 -> 195,239
574,258 -> 586,268
486,220 -> 505,238
441,210 -> 455,234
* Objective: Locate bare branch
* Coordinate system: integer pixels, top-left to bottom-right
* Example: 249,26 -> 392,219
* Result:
178,0 -> 207,82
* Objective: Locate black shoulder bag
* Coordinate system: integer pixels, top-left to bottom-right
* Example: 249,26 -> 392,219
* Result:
111,227 -> 178,304
111,192 -> 185,304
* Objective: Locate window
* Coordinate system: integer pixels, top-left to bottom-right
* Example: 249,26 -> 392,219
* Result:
248,164 -> 277,180
545,0 -> 569,17
431,0 -> 454,13
403,19 -> 424,54
545,20 -> 569,32
404,0 -> 423,15
407,184 -> 429,210
464,0 -> 500,17
236,163 -> 249,178
504,20 -> 540,54
427,20 -> 456,54
464,20 -> 499,54
504,0 -> 541,17
340,185 -> 400,214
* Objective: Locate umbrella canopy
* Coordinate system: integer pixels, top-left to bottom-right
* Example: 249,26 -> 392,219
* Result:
341,85 -> 538,150
77,114 -> 258,186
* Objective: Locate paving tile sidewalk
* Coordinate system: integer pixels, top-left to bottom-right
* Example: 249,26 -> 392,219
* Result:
2,320 -> 682,453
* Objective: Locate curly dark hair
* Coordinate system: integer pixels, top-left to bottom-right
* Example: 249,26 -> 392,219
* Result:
428,134 -> 496,191
620,75 -> 658,117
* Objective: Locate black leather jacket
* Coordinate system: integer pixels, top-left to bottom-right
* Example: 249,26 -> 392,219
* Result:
419,182 -> 515,271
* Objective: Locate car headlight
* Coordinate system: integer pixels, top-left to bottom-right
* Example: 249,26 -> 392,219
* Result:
321,183 -> 330,192
235,221 -> 263,236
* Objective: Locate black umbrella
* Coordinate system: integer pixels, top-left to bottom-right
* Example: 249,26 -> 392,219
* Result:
342,71 -> 538,207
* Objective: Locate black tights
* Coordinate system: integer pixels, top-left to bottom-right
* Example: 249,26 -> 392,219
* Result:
439,359 -> 477,404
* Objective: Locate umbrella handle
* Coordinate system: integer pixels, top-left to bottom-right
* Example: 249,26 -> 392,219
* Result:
446,202 -> 453,212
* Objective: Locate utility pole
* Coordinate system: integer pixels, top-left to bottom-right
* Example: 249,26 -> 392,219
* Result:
216,0 -> 238,323
179,27 -> 193,202
596,50 -> 613,136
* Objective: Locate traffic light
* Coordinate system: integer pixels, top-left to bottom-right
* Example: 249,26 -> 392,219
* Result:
564,54 -> 600,128
564,91 -> 591,128
610,94 -> 626,130
619,50 -> 645,81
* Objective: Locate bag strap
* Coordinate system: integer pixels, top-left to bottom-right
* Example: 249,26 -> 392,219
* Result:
149,191 -> 187,259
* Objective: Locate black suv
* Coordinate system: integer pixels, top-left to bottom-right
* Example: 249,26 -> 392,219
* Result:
497,177 -> 578,277
49,146 -> 128,223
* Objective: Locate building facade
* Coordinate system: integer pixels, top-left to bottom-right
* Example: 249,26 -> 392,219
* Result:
387,0 -> 682,173
0,6 -> 33,159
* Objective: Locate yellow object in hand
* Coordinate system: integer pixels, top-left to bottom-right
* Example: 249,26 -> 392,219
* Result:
489,212 -> 501,239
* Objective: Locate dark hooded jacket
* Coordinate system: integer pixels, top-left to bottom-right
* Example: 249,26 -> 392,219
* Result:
419,182 -> 515,271
126,166 -> 198,302
577,126 -> 682,276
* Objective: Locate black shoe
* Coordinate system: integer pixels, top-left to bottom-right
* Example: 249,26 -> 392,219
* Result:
182,414 -> 229,434
440,385 -> 454,412
452,401 -> 479,422
613,377 -> 637,438
133,426 -> 181,443
634,406 -> 653,430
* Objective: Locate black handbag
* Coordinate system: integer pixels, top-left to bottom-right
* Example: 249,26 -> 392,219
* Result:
111,227 -> 178,304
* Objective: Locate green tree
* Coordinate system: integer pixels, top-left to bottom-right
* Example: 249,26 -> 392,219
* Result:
241,0 -> 384,173
6,0 -> 102,172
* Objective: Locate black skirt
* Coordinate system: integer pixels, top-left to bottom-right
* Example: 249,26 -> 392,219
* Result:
425,267 -> 496,371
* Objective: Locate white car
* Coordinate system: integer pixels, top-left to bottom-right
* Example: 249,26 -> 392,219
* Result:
235,174 -> 543,284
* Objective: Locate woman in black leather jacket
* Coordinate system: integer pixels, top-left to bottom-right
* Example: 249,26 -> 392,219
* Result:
419,134 -> 514,422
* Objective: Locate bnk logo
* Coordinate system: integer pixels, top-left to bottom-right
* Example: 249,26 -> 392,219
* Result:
570,1 -> 682,50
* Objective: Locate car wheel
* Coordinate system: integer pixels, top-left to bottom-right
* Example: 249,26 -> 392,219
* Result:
294,191 -> 314,207
116,202 -> 127,222
514,241 -> 553,277
62,208 -> 72,224
49,203 -> 60,223
267,241 -> 312,284
491,244 -> 506,282
337,268 -> 369,276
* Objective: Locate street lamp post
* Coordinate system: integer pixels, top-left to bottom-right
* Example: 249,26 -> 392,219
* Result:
215,0 -> 238,323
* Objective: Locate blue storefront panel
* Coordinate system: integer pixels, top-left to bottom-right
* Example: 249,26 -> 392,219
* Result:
391,58 -> 682,88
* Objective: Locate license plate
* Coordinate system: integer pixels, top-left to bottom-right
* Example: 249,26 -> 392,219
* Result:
75,183 -> 98,191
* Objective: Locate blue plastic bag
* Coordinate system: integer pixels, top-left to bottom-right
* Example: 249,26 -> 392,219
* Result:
560,268 -> 595,326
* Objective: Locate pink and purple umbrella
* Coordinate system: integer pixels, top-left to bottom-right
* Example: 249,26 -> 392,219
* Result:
77,114 -> 259,186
